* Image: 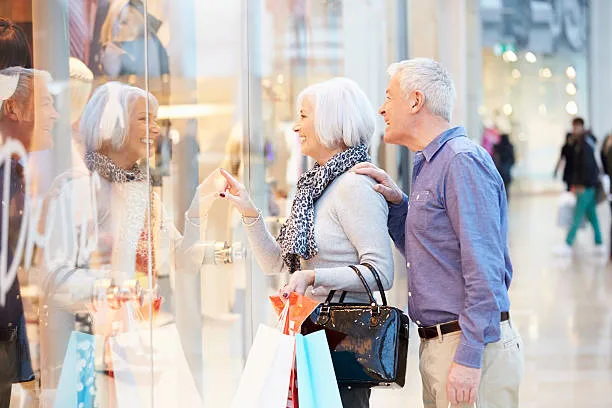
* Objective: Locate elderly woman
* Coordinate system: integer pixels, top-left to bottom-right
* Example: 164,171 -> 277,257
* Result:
38,82 -> 217,399
219,77 -> 394,408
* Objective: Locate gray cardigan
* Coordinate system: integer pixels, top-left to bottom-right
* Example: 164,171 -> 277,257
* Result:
243,172 -> 394,304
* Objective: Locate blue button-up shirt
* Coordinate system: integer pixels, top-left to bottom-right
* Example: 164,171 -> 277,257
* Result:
388,126 -> 512,369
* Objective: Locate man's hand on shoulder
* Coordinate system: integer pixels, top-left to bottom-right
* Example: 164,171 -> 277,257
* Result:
351,162 -> 404,205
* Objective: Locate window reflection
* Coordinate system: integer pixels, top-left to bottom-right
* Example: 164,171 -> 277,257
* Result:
0,0 -> 402,406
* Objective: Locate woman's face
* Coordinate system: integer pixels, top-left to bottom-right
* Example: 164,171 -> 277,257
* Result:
122,96 -> 160,161
292,97 -> 328,162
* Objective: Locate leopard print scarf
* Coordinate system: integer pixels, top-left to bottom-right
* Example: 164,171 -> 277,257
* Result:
277,144 -> 370,273
84,151 -> 145,183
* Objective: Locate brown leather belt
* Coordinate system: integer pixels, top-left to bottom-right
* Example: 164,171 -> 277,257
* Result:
418,312 -> 510,340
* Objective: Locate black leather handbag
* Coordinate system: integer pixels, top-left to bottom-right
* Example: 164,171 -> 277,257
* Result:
301,263 -> 410,388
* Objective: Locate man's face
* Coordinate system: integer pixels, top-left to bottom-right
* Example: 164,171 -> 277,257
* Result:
3,77 -> 59,152
379,74 -> 416,149
30,77 -> 59,151
572,122 -> 584,136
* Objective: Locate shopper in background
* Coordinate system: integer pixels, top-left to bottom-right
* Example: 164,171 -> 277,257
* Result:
218,77 -> 394,408
555,117 -> 597,191
600,132 -> 612,260
555,117 -> 604,257
353,58 -> 524,408
493,133 -> 515,200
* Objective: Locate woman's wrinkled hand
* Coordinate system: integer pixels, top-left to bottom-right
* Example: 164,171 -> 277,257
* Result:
217,168 -> 260,217
279,270 -> 316,299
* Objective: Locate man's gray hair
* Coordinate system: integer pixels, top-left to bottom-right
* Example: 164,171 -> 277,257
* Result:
79,81 -> 158,152
297,77 -> 375,149
388,58 -> 456,122
0,66 -> 52,120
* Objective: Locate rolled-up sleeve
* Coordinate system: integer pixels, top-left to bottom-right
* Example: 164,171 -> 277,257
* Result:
387,194 -> 408,257
444,153 -> 504,369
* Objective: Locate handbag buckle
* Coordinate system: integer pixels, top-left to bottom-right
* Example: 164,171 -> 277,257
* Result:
318,304 -> 331,325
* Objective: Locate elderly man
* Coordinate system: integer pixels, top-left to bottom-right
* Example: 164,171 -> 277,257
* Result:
353,58 -> 523,407
0,66 -> 58,407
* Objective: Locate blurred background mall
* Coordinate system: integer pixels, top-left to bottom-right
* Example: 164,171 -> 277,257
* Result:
0,0 -> 611,407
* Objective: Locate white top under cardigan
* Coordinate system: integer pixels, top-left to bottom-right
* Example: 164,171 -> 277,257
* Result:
244,172 -> 394,304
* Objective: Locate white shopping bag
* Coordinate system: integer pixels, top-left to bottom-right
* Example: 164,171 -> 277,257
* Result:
230,324 -> 295,408
557,192 -> 586,229
110,323 -> 203,408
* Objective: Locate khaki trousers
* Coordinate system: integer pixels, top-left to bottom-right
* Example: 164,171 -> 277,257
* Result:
419,321 -> 524,408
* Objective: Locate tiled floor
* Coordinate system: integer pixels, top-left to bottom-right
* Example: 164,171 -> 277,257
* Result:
371,194 -> 612,407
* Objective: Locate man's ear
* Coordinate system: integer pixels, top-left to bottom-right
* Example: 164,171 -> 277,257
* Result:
409,90 -> 425,113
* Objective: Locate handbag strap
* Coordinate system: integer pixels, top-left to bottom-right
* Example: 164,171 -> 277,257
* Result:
326,264 -> 387,305
347,265 -> 377,305
361,263 -> 388,306
324,265 -> 377,305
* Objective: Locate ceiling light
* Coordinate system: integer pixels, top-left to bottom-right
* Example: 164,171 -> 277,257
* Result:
565,83 -> 577,96
538,104 -> 547,116
511,69 -> 521,79
539,68 -> 552,79
502,50 -> 518,63
525,52 -> 537,63
566,66 -> 577,79
503,104 -> 513,116
566,101 -> 578,115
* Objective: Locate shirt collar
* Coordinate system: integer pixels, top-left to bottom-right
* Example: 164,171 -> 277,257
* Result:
421,126 -> 466,162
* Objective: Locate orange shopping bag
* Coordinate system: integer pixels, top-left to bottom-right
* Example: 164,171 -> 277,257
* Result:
270,293 -> 319,408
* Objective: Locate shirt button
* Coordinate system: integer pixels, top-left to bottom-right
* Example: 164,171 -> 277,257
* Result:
408,292 -> 412,297
416,320 -> 421,325
406,262 -> 411,269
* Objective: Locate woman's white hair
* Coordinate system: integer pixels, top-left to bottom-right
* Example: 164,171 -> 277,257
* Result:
79,81 -> 158,152
0,67 -> 52,121
297,77 -> 375,149
388,58 -> 456,122
69,57 -> 94,125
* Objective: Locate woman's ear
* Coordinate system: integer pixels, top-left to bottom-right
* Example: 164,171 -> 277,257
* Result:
2,99 -> 20,121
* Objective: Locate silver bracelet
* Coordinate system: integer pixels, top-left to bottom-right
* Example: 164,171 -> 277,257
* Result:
241,210 -> 262,226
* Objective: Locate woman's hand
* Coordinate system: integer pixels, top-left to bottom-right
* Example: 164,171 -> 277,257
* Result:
280,270 -> 316,298
186,169 -> 227,219
218,168 -> 260,217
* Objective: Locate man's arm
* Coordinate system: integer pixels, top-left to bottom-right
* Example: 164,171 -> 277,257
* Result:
387,195 -> 408,256
445,153 -> 505,369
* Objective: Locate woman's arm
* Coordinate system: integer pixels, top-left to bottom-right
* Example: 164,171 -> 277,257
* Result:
312,173 -> 394,294
242,214 -> 289,276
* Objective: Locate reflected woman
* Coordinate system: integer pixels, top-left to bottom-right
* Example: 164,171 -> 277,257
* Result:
39,82 -> 218,397
219,77 -> 394,408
